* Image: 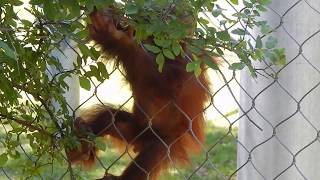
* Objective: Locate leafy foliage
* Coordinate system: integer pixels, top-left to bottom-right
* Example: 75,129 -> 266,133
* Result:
0,0 -> 285,178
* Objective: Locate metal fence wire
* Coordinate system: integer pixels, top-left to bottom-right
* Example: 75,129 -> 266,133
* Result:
1,0 -> 320,180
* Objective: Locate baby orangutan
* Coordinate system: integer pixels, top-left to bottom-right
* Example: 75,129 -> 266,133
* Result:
67,8 -> 209,180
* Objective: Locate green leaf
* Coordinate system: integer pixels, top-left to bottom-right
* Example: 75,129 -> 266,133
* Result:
11,0 -> 23,6
207,27 -> 217,34
216,47 -> 224,55
0,41 -> 16,60
255,35 -> 262,48
169,30 -> 184,39
78,44 -> 92,58
0,153 -> 8,167
21,19 -> 33,27
172,42 -> 181,56
253,10 -> 260,16
136,0 -> 145,7
135,25 -> 148,41
230,0 -> 239,5
125,4 -> 138,15
216,31 -> 231,41
79,77 -> 91,91
75,29 -> 89,40
162,39 -> 171,48
259,0 -> 272,5
204,57 -> 219,70
97,62 -> 109,79
256,4 -> 268,11
229,62 -> 246,70
231,28 -> 247,35
61,0 -> 80,17
273,48 -> 286,65
29,0 -> 43,5
189,45 -> 202,55
156,53 -> 165,72
154,38 -> 164,47
265,36 -> 278,49
265,50 -> 276,62
244,1 -> 253,8
194,67 -> 202,77
255,49 -> 264,59
89,65 -> 100,80
198,17 -> 209,25
154,38 -> 171,48
212,8 -> 223,17
91,0 -> 114,9
144,44 -> 161,54
95,137 -> 106,151
43,0 -> 57,20
186,62 -> 195,72
163,49 -> 175,60
261,24 -> 271,34
194,62 -> 202,77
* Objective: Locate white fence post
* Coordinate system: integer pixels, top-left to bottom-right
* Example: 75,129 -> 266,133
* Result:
238,0 -> 320,179
49,39 -> 80,119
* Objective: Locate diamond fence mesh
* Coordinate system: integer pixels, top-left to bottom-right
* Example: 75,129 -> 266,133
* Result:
1,0 -> 320,180
237,0 -> 320,180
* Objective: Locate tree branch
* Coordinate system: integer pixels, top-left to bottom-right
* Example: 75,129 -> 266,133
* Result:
0,114 -> 53,137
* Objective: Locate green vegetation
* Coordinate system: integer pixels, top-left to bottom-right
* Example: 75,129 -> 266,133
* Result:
1,123 -> 237,180
0,0 -> 283,178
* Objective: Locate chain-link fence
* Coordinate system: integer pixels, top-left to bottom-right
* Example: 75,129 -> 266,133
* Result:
237,0 -> 320,180
1,0 -> 320,180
